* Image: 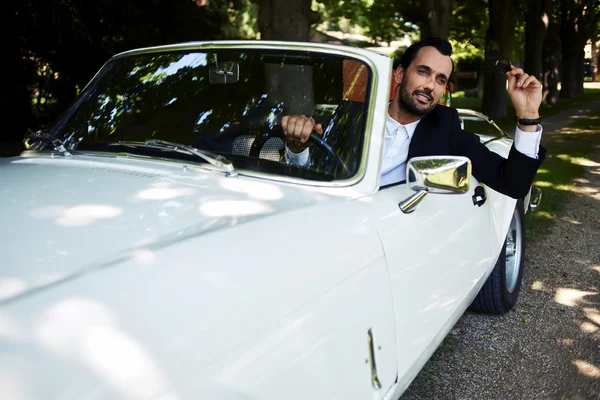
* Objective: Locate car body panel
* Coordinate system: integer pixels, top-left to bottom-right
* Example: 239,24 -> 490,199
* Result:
1,167 -> 399,399
0,154 -> 360,303
366,175 -> 497,395
456,108 -> 511,146
1,40 -> 530,399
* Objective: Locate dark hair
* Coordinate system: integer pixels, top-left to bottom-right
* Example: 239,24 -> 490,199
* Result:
399,37 -> 454,76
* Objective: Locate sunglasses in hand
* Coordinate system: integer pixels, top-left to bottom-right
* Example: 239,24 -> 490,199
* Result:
465,36 -> 512,75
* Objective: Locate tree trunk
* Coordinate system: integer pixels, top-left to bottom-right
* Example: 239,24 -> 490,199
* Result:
419,0 -> 452,39
542,20 -> 560,104
482,0 -> 512,119
593,40 -> 598,82
575,49 -> 585,94
258,0 -> 318,115
524,0 -> 550,81
559,0 -> 577,98
560,39 -> 588,98
560,44 -> 579,98
264,65 -> 315,115
559,0 -> 595,98
258,0 -> 314,41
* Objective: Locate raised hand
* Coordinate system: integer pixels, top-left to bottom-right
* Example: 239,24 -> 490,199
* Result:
507,66 -> 542,121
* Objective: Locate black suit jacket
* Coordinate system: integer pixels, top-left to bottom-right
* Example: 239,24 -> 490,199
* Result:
407,105 -> 546,199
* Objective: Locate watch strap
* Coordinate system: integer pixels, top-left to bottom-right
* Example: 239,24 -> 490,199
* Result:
516,116 -> 541,125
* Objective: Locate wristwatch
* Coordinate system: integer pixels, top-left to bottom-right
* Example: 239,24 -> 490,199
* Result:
516,116 -> 541,125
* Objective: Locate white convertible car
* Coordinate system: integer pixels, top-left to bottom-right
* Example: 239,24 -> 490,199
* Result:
1,41 -> 541,400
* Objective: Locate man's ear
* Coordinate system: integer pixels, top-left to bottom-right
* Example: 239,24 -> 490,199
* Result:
394,66 -> 404,84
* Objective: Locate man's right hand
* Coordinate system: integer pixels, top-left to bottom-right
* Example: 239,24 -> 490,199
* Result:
281,115 -> 323,153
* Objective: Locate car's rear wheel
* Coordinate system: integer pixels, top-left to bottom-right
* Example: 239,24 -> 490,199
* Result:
470,199 -> 525,314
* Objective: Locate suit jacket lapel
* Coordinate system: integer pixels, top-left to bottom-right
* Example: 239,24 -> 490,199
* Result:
408,106 -> 439,159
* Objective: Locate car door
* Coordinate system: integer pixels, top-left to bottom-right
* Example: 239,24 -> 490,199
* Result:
365,176 -> 498,392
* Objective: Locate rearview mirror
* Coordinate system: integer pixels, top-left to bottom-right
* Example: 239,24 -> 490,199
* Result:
209,62 -> 240,84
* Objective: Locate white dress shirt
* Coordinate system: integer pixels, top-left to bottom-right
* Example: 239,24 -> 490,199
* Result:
286,111 -> 543,186
380,114 -> 420,186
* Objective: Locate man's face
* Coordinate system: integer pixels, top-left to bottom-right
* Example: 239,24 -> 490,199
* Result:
394,46 -> 452,116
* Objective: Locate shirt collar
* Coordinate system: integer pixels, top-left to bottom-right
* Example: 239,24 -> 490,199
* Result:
386,112 -> 421,138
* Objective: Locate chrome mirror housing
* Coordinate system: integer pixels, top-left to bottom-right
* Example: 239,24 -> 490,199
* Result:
407,156 -> 471,194
400,156 -> 472,213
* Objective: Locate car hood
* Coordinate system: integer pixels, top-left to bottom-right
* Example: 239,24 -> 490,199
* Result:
0,155 -> 344,303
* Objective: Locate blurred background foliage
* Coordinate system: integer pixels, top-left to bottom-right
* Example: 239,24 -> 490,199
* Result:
3,0 -> 599,156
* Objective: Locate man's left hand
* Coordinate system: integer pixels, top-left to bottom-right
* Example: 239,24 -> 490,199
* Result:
507,66 -> 542,121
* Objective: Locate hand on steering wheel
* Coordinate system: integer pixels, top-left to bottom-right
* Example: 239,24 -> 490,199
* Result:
281,115 -> 323,153
279,114 -> 349,175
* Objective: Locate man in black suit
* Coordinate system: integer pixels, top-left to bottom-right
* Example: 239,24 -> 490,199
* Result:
282,37 -> 545,199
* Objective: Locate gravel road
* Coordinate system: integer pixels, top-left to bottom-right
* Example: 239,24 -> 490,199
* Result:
401,100 -> 600,400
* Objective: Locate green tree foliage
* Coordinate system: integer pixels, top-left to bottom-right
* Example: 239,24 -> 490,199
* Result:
447,0 -> 488,91
315,0 -> 487,44
364,0 -> 415,45
213,0 -> 260,39
394,0 -> 453,39
314,0 -> 368,31
5,0 -> 233,145
314,0 -> 415,45
8,0 -> 598,155
449,0 -> 488,42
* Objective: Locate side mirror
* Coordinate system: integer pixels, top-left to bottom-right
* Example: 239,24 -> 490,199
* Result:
399,156 -> 471,213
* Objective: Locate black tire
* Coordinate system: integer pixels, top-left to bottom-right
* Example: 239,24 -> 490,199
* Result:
470,199 -> 526,314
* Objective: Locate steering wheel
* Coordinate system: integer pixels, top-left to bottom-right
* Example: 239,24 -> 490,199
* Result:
249,126 -> 350,175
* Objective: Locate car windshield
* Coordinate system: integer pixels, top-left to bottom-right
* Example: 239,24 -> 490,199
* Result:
49,48 -> 372,182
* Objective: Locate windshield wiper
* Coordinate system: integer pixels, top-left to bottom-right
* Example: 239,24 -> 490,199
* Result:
24,130 -> 72,157
107,139 -> 238,177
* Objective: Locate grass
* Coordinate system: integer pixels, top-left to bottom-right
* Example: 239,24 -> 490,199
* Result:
525,114 -> 600,241
450,91 -> 482,110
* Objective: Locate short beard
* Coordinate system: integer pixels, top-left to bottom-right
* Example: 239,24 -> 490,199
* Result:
398,81 -> 436,116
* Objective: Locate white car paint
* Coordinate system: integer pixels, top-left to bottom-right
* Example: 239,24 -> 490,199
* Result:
0,155 -> 353,302
367,175 -> 497,394
0,41 -> 522,400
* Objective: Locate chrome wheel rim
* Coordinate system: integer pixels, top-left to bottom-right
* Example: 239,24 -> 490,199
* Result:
505,208 -> 522,293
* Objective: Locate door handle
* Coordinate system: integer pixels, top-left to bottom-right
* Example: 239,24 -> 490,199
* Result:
472,185 -> 487,207
367,329 -> 382,390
